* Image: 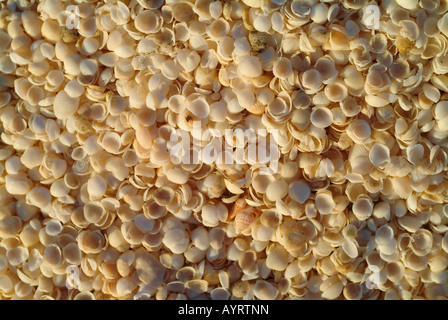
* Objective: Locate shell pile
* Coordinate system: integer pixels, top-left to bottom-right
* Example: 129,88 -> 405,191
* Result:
1,0 -> 448,300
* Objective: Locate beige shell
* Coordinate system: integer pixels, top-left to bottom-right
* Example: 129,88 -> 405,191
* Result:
266,245 -> 289,271
234,207 -> 259,234
253,280 -> 277,300
237,56 -> 263,78
315,192 -> 335,215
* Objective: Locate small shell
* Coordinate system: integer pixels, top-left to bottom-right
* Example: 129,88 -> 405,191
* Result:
234,207 -> 259,234
153,187 -> 175,206
266,245 -> 289,271
302,69 -> 323,92
172,2 -> 195,22
210,288 -> 231,300
375,225 -> 394,246
237,56 -> 263,78
352,195 -> 374,221
273,57 -> 293,80
266,180 -> 288,202
253,280 -> 277,300
162,228 -> 190,254
227,197 -> 247,221
324,81 -> 348,103
320,275 -> 343,300
347,119 -> 371,144
315,192 -> 335,215
369,143 -> 390,167
310,106 -> 333,128
289,181 -> 311,204
53,90 -> 79,120
135,10 -> 161,34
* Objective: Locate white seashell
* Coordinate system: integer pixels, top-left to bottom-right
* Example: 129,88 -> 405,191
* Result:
53,90 -> 79,120
135,10 -> 161,34
265,180 -> 288,202
191,226 -> 209,251
375,225 -> 394,246
342,239 -> 358,259
310,106 -> 333,128
315,192 -> 335,215
320,275 -> 343,300
253,280 -> 277,300
211,288 -> 231,300
188,97 -> 210,119
5,174 -> 33,195
237,56 -> 263,78
324,81 -> 348,102
288,180 -> 311,204
396,0 -> 418,9
301,69 -> 323,92
26,186 -> 51,208
87,174 -> 108,200
266,245 -> 289,271
347,119 -> 371,144
208,18 -> 230,40
352,195 -> 374,221
369,143 -> 391,167
315,56 -> 338,84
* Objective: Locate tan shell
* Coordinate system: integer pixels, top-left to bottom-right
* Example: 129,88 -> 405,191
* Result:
266,245 -> 289,271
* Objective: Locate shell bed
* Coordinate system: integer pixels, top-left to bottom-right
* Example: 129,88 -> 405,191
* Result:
0,0 -> 448,300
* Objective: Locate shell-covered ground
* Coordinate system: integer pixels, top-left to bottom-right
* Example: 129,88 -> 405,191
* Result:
0,0 -> 448,300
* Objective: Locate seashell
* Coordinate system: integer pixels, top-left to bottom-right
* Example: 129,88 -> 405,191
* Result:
266,245 -> 289,271
396,0 -> 418,9
347,119 -> 371,144
162,228 -> 190,254
289,180 -> 311,204
185,279 -> 208,299
208,18 -> 230,40
260,209 -> 282,228
369,143 -> 390,167
237,56 -> 263,78
315,192 -> 335,215
302,69 -> 323,92
253,280 -> 277,300
135,10 -> 162,34
211,288 -> 231,300
320,275 -> 343,300
266,180 -> 288,202
135,252 -> 165,288
310,106 -> 333,128
343,283 -> 362,300
138,0 -> 164,10
228,197 -> 247,221
53,90 -> 79,120
234,207 -> 259,234
324,81 -> 348,103
352,195 -> 374,221
273,57 -> 293,80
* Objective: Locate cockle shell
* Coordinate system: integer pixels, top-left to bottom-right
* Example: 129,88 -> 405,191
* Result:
266,245 -> 289,271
